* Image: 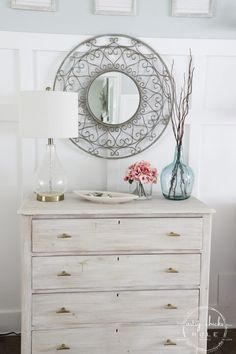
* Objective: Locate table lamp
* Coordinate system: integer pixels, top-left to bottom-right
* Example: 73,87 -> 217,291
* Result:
19,89 -> 78,202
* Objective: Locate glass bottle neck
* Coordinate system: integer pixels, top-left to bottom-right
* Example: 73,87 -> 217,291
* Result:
174,145 -> 184,163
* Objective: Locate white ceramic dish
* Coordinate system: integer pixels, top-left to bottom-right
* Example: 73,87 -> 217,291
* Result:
74,190 -> 138,204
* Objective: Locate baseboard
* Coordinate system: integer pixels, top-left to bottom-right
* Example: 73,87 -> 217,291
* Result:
0,309 -> 21,333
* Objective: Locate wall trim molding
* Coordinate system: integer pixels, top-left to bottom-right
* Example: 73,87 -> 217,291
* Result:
0,30 -> 236,330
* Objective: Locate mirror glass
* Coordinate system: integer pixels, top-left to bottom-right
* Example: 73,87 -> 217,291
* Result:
87,72 -> 140,125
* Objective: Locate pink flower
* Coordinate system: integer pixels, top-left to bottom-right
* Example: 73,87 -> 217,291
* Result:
139,175 -> 148,183
124,160 -> 158,184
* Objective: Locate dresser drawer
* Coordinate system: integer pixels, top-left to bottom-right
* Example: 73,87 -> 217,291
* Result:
32,217 -> 203,253
32,325 -> 197,354
32,289 -> 198,329
32,254 -> 200,290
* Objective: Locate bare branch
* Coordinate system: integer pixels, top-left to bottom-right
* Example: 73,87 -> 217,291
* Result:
170,50 -> 194,147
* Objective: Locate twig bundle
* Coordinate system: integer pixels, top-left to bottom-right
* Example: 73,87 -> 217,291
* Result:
171,51 -> 194,147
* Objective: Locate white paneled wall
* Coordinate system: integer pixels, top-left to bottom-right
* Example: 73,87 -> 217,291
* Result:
0,32 -> 236,331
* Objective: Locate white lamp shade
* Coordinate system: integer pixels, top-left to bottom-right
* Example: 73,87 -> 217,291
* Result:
19,90 -> 78,138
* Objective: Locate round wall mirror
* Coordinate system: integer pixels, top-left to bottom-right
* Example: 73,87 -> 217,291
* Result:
53,34 -> 174,159
87,72 -> 140,125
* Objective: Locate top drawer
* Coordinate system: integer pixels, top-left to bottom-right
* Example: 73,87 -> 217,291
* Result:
32,217 -> 203,253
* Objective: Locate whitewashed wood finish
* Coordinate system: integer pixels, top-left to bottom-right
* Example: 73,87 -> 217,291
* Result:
21,216 -> 32,354
19,195 -> 213,353
32,254 -> 201,290
198,214 -> 213,352
32,217 -> 203,253
19,193 -> 214,216
32,325 -> 197,354
32,289 -> 199,329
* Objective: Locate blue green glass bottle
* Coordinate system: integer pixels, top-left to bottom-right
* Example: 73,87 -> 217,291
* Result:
161,145 -> 194,200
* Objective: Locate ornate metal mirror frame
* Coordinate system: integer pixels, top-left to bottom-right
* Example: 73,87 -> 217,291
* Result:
53,34 -> 174,159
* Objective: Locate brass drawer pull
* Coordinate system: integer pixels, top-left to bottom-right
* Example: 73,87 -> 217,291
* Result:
164,303 -> 178,310
167,232 -> 181,237
57,233 -> 72,239
164,339 -> 177,346
166,267 -> 179,273
57,343 -> 70,350
57,270 -> 71,277
56,307 -> 71,314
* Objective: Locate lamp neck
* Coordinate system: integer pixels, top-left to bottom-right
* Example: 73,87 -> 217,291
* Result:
48,138 -> 54,145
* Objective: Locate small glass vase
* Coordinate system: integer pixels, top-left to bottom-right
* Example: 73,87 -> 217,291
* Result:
161,145 -> 194,200
130,181 -> 152,200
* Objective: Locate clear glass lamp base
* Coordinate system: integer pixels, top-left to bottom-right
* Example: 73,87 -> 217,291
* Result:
34,139 -> 67,202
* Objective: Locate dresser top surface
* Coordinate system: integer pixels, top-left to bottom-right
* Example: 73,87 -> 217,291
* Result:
18,193 -> 214,216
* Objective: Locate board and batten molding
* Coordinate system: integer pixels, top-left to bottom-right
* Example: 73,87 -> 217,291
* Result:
0,30 -> 235,331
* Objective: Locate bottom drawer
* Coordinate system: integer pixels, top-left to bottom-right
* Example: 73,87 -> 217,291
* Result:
32,326 -> 198,354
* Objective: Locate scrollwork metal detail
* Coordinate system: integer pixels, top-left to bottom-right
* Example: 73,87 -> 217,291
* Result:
53,34 -> 174,159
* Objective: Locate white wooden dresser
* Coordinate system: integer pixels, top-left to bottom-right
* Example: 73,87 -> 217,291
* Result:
18,193 -> 214,354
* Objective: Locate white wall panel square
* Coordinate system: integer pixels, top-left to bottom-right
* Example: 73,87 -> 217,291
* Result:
0,50 -> 19,123
0,104 -> 18,122
162,54 -> 194,109
218,272 -> 236,326
34,50 -> 67,89
219,273 -> 236,306
200,125 -> 236,201
205,56 -> 236,112
0,49 -> 18,98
